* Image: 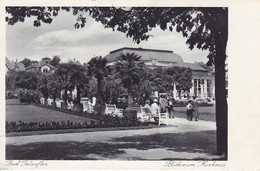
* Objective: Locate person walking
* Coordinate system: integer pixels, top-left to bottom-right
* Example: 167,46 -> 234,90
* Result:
186,100 -> 194,121
166,98 -> 174,119
150,98 -> 160,122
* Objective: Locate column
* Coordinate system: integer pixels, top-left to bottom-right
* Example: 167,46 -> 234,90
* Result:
204,79 -> 208,99
190,79 -> 194,97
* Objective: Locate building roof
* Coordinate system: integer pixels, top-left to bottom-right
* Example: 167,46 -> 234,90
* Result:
171,62 -> 206,71
5,57 -> 25,71
25,63 -> 40,70
26,62 -> 55,70
5,57 -> 15,70
104,47 -> 184,63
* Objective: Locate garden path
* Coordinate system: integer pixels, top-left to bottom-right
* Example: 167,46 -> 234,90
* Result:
6,118 -> 222,160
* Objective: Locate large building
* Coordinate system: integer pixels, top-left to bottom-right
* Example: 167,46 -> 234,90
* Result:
104,47 -> 215,99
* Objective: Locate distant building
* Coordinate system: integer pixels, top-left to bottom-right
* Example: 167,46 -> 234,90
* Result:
5,57 -> 25,72
26,57 -> 55,73
104,47 -> 215,99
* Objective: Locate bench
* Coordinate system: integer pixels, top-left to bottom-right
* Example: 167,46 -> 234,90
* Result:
139,106 -> 169,125
105,103 -> 123,117
82,101 -> 94,113
159,112 -> 169,125
138,106 -> 153,123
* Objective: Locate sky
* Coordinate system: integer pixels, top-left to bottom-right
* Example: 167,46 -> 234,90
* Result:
6,10 -> 210,64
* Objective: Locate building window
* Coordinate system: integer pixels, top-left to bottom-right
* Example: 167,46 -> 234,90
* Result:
43,68 -> 48,73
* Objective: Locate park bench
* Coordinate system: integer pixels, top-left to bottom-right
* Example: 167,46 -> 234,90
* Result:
105,103 -> 123,117
158,112 -> 169,125
138,106 -> 153,123
139,105 -> 169,125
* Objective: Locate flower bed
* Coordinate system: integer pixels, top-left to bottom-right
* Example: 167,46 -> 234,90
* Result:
6,117 -> 144,132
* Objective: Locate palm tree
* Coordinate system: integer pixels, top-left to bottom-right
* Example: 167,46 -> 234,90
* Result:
87,56 -> 109,103
68,63 -> 89,104
115,52 -> 144,107
48,74 -> 61,106
37,74 -> 49,105
54,63 -> 71,102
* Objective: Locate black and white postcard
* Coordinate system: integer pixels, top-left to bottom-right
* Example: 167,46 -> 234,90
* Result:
1,0 -> 260,170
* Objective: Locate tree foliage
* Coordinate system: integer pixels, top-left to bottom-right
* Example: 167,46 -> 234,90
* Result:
165,66 -> 193,91
87,56 -> 110,102
50,55 -> 61,66
115,52 -> 144,106
15,71 -> 38,90
68,63 -> 89,103
20,58 -> 32,68
37,73 -> 49,103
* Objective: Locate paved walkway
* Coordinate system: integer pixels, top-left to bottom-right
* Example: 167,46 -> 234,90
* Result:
6,118 -> 221,160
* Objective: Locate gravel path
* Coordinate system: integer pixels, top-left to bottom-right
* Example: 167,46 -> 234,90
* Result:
6,117 -> 221,160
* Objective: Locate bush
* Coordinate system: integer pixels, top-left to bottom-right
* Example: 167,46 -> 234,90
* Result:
18,89 -> 41,103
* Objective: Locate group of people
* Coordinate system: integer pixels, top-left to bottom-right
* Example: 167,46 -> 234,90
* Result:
186,100 -> 199,121
142,96 -> 175,121
142,97 -> 199,122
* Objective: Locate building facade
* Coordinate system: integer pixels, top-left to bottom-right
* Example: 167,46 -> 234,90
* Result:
104,47 -> 215,100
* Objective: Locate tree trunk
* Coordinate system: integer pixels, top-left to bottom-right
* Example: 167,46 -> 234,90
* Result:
214,9 -> 228,157
64,89 -> 68,102
44,96 -> 48,106
97,77 -> 102,102
128,85 -> 132,107
76,85 -> 81,104
178,90 -> 181,99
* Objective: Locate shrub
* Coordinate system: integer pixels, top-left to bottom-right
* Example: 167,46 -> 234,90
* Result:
18,89 -> 41,103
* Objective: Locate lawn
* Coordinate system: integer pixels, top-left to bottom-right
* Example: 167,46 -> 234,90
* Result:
6,104 -> 90,123
173,106 -> 216,122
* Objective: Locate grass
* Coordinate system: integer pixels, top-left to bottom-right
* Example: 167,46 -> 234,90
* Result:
6,103 -> 90,123
173,106 -> 216,122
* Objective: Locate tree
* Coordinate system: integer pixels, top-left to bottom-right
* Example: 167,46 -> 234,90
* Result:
37,74 -> 49,104
20,58 -> 32,68
54,63 -> 71,102
50,55 -> 61,66
115,52 -> 144,107
48,74 -> 61,103
15,71 -> 38,90
68,63 -> 89,104
87,56 -> 109,103
6,70 -> 17,91
6,7 -> 228,156
165,66 -> 193,98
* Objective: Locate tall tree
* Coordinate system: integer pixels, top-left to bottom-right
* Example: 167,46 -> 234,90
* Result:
48,73 -> 61,104
68,63 -> 89,104
15,71 -> 38,90
6,70 -> 17,91
50,55 -> 61,66
165,66 -> 193,97
6,7 -> 228,156
87,56 -> 109,103
20,58 -> 32,68
54,63 -> 71,101
115,52 -> 144,107
37,74 -> 49,104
